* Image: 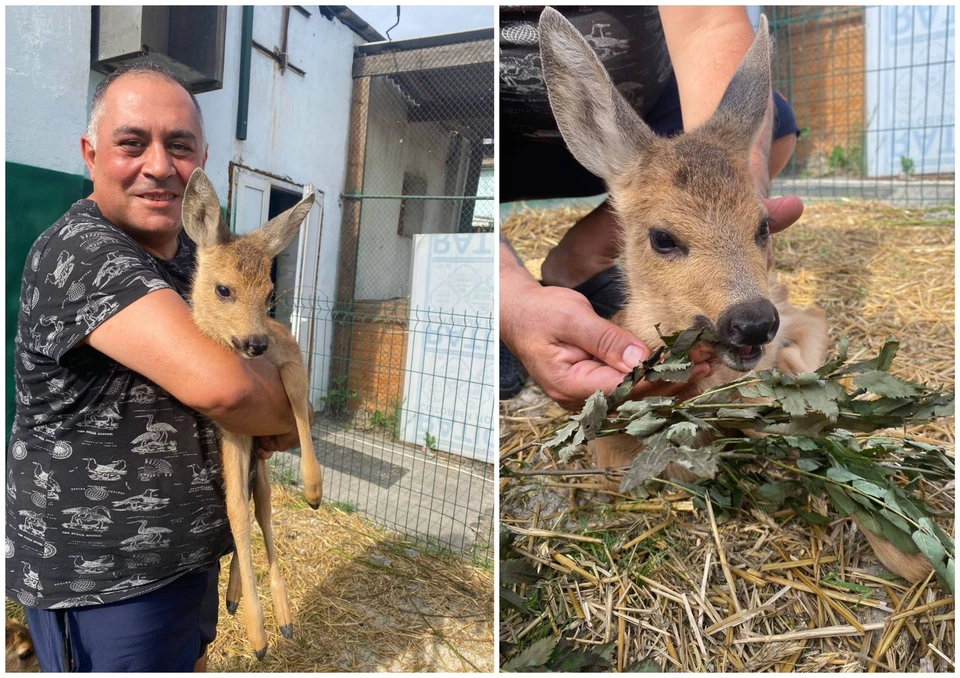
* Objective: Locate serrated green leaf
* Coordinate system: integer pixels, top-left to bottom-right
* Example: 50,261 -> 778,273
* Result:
851,479 -> 887,499
797,458 -> 821,472
756,482 -> 786,507
784,436 -> 822,451
872,512 -> 921,554
841,339 -> 900,375
540,420 -> 578,453
799,383 -> 840,419
877,507 -> 913,535
579,390 -> 609,434
502,636 -> 559,671
853,508 -> 883,537
776,387 -> 808,417
624,658 -> 665,672
825,483 -> 858,516
500,586 -> 533,615
912,532 -> 946,568
625,413 -> 668,438
647,359 -> 693,383
721,408 -> 760,419
786,498 -> 832,525
558,443 -> 581,463
852,371 -> 923,398
826,467 -> 862,484
500,559 -> 542,585
666,421 -> 698,446
738,382 -> 778,399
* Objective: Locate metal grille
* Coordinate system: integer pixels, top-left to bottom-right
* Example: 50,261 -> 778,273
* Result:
269,32 -> 495,564
767,5 -> 955,206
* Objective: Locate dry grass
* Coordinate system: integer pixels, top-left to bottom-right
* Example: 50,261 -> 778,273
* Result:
6,485 -> 494,673
500,200 -> 955,672
209,485 -> 493,672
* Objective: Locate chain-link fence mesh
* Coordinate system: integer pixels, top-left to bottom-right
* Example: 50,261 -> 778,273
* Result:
768,5 -> 954,207
268,32 -> 495,564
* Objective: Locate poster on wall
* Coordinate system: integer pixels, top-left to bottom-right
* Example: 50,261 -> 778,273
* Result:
400,234 -> 495,464
865,5 -> 955,178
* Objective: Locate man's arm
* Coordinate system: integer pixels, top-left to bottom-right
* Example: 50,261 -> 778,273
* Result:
500,235 -> 709,410
84,289 -> 296,436
659,6 -> 772,196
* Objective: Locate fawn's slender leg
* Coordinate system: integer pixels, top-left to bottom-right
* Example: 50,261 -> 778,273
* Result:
279,361 -> 323,509
252,458 -> 294,638
225,551 -> 241,615
220,432 -> 268,660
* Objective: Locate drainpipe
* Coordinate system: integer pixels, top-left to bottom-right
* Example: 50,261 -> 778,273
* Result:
236,6 -> 254,140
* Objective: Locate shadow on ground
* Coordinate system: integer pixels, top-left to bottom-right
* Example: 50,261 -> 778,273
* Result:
206,486 -> 493,672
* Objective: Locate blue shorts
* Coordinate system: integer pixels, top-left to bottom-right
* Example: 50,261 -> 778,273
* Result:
24,566 -> 219,672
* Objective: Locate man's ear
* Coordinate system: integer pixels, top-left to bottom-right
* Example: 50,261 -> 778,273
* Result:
80,135 -> 96,176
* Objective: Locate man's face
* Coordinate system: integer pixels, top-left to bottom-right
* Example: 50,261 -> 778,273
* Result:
81,74 -> 206,245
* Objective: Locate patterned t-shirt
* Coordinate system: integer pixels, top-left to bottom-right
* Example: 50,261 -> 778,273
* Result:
500,6 -> 674,140
6,199 -> 233,610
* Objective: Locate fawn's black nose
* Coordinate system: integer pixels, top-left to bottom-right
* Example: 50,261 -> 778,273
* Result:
717,299 -> 780,346
244,335 -> 269,357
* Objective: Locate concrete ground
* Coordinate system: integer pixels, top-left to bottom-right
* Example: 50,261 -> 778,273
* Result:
269,419 -> 494,561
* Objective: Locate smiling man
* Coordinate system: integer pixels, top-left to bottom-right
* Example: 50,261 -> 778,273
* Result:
6,62 -> 298,671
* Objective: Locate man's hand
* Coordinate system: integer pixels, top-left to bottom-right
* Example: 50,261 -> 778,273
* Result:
762,195 -> 804,232
502,282 -> 711,410
255,428 -> 301,460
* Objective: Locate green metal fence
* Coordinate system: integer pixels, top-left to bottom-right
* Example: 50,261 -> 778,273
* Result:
766,5 -> 954,207
267,298 -> 495,564
282,31 -> 496,563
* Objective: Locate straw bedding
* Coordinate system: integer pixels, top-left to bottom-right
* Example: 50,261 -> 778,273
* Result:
6,485 -> 494,673
500,201 -> 954,672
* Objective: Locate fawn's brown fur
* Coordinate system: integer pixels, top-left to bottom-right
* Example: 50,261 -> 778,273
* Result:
182,168 -> 324,659
6,619 -> 38,673
538,8 -> 931,583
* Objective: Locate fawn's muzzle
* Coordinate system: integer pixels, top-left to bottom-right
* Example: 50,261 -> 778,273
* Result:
718,299 -> 780,347
237,335 -> 269,357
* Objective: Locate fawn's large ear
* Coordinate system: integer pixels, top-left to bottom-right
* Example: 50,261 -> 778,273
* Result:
701,14 -> 773,155
182,168 -> 230,248
539,7 -> 655,182
254,192 -> 315,258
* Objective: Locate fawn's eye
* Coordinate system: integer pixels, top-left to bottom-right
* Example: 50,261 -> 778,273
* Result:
756,218 -> 771,245
649,228 -> 684,255
215,284 -> 232,299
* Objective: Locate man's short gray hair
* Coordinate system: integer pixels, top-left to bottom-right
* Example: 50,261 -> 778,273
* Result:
86,61 -> 205,149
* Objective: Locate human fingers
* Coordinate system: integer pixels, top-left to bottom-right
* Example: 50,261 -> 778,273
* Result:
558,304 -> 650,373
762,195 -> 804,233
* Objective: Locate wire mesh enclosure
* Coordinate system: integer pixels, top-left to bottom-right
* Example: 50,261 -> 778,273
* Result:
269,30 -> 495,564
767,5 -> 955,206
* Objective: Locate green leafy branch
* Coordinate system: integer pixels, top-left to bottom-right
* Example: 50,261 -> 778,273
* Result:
540,329 -> 955,592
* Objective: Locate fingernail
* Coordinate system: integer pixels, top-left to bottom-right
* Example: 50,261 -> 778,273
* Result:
622,345 -> 648,368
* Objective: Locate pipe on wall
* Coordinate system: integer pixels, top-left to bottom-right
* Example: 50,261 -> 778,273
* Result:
236,6 -> 254,140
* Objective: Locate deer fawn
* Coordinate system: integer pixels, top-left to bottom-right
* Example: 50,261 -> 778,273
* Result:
6,619 -> 38,672
538,9 -> 930,583
181,168 -> 324,659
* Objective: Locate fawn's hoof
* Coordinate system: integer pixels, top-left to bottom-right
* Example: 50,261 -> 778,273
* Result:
308,500 -> 320,510
280,624 -> 294,639
226,600 -> 238,615
254,647 -> 267,662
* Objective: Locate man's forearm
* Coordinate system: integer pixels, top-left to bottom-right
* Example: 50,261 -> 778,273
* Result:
205,358 -> 296,437
660,6 -> 773,195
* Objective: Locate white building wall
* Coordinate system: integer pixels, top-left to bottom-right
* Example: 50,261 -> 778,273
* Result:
6,6 -> 92,176
354,77 -> 471,301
